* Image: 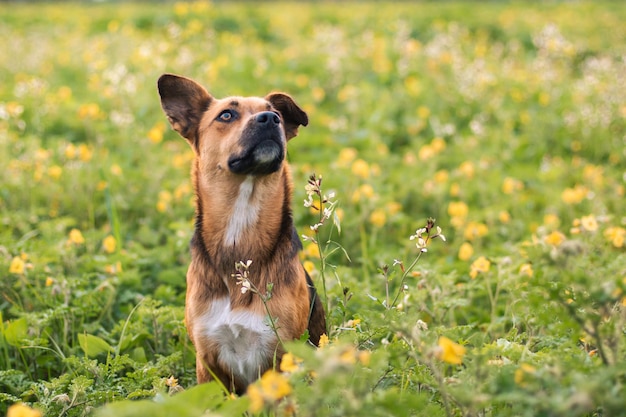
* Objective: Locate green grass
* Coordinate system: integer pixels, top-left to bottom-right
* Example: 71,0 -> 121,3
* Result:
1,2 -> 625,416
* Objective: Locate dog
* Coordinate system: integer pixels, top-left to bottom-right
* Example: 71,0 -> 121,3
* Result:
157,74 -> 326,393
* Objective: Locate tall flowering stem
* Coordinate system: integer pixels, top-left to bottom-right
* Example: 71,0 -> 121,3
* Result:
232,260 -> 283,350
389,218 -> 446,310
303,173 -> 342,324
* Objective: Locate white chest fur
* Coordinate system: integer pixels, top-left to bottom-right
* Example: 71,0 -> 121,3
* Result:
198,297 -> 276,385
224,176 -> 259,246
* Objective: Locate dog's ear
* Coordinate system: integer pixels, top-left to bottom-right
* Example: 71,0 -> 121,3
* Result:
158,74 -> 212,144
265,93 -> 308,140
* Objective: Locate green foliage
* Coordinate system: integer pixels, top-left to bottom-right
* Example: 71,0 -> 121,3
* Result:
1,1 -> 625,416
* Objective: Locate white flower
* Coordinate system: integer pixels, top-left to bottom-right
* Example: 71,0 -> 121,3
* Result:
240,279 -> 251,294
304,183 -> 317,196
410,228 -> 427,241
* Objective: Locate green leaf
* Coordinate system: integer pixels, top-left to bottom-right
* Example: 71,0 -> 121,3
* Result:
3,317 -> 28,346
78,333 -> 114,357
95,382 -> 230,417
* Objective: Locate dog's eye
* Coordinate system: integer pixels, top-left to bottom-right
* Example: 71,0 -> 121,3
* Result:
218,110 -> 234,122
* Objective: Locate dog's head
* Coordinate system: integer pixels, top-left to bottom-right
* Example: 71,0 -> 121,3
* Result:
158,74 -> 308,176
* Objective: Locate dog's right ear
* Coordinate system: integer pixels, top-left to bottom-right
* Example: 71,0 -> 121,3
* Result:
158,74 -> 212,144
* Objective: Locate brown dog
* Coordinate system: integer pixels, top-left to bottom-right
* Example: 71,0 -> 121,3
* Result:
158,74 -> 326,393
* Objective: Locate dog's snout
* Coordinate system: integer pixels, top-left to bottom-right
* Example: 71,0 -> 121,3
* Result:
255,111 -> 280,126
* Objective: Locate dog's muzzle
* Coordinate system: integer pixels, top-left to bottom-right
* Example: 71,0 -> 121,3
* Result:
228,111 -> 286,176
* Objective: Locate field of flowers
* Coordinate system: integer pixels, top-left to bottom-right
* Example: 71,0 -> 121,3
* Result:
1,2 -> 626,416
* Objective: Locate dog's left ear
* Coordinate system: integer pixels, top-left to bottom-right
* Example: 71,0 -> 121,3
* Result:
158,74 -> 213,145
265,93 -> 308,140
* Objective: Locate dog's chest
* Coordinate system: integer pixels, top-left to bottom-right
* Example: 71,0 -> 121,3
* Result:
197,297 -> 276,385
223,176 -> 260,246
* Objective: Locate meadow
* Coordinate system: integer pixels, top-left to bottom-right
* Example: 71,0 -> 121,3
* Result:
1,1 -> 625,416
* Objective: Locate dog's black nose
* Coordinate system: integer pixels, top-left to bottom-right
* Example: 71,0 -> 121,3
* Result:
255,111 -> 280,126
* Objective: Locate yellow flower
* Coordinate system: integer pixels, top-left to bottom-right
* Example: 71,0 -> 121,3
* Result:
417,106 -> 431,119
458,161 -> 475,179
385,201 -> 402,216
436,336 -> 466,365
104,262 -> 123,275
173,2 -> 190,16
544,231 -> 565,247
57,86 -> 72,101
311,87 -> 325,102
295,74 -> 309,88
463,221 -> 488,241
514,363 -> 536,386
165,375 -> 179,387
447,201 -> 469,219
318,333 -> 329,349
604,227 -> 625,248
449,183 -> 460,197
458,242 -> 474,261
247,384 -> 264,413
304,243 -> 320,259
561,185 -> 587,204
157,190 -> 172,213
357,350 -> 371,366
543,213 -> 560,228
65,143 -> 77,159
147,122 -> 165,144
580,214 -> 598,232
156,201 -> 168,213
469,256 -> 490,279
583,164 -> 604,186
337,147 -> 357,167
7,403 -> 42,417
78,103 -> 102,120
107,20 -> 120,33
68,228 -> 85,245
259,370 -> 292,401
110,164 -> 123,176
48,165 -> 63,180
519,263 -> 534,277
174,183 -> 192,200
9,256 -> 26,274
337,85 -> 357,103
351,183 -> 376,203
502,177 -> 523,194
102,235 -> 116,254
358,184 -> 375,199
345,318 -> 361,328
280,353 -> 303,373
434,170 -> 449,184
498,211 -> 511,224
45,277 -> 54,287
78,144 -> 93,162
403,151 -> 417,166
369,209 -> 386,228
430,137 -> 446,153
351,159 -> 370,179
418,144 -> 435,161
339,347 -> 357,365
370,162 -> 381,176
303,260 -> 315,275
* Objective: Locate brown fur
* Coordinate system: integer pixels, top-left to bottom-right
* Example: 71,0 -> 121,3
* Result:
158,74 -> 325,393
